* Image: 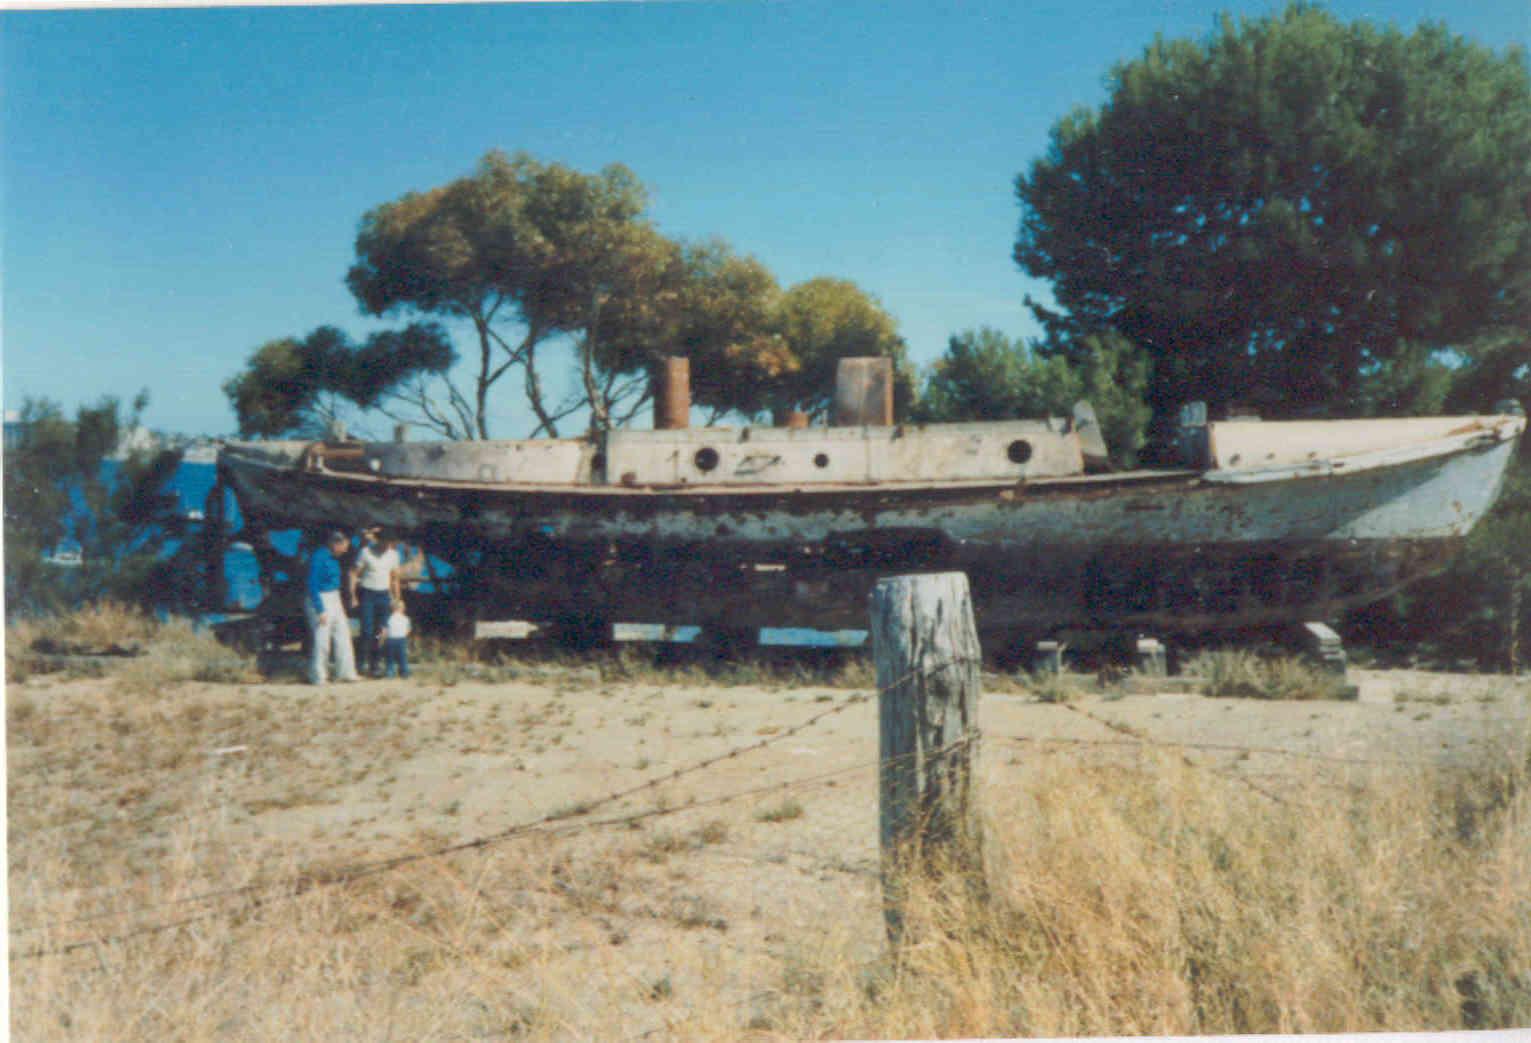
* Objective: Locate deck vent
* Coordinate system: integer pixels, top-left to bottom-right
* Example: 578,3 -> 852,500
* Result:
1007,439 -> 1033,464
694,447 -> 720,472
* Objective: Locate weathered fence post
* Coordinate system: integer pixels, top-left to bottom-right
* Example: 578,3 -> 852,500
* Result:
870,571 -> 983,946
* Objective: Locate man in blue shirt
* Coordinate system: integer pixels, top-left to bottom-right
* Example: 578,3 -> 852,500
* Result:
306,529 -> 360,684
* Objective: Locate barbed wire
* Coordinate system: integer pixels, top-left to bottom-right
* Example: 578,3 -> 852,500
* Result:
992,731 -> 1449,769
11,657 -> 979,955
1054,701 -> 1291,805
11,747 -> 909,962
36,649 -> 1502,960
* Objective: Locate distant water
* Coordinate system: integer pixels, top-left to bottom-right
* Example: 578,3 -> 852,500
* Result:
171,462 -> 861,646
169,461 -> 266,610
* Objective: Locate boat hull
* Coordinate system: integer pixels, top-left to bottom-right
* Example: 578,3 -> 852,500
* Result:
218,423 -> 1520,637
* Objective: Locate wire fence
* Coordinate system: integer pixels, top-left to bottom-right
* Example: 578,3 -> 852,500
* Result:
10,657 -> 980,960
13,652 -> 1522,964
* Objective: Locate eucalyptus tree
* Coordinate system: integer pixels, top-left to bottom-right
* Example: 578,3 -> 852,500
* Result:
772,278 -> 911,420
223,324 -> 456,439
232,151 -> 911,439
347,151 -> 651,438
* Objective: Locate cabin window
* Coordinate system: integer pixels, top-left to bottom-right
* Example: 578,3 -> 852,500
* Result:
1007,439 -> 1033,464
694,447 -> 720,472
813,453 -> 830,469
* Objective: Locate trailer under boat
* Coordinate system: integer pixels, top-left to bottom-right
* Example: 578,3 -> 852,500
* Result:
214,407 -> 1525,647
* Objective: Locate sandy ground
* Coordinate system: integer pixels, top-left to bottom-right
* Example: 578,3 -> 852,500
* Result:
8,663 -> 1530,1034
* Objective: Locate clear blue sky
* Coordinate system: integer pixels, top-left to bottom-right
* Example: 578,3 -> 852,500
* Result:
3,0 -> 1527,437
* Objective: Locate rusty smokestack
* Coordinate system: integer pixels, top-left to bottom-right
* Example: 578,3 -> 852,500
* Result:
831,357 -> 894,427
772,407 -> 811,429
654,356 -> 691,430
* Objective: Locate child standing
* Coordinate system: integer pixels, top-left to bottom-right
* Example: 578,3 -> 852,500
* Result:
380,598 -> 412,678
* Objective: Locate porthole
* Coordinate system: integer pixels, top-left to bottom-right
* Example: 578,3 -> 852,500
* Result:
694,447 -> 720,472
813,452 -> 830,469
1007,439 -> 1033,464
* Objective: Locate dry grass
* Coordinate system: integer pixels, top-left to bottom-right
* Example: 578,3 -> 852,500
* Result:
110,620 -> 258,694
9,638 -> 1529,1039
1186,648 -> 1349,700
761,751 -> 1531,1038
1020,668 -> 1087,703
411,635 -> 880,693
754,797 -> 806,823
12,601 -> 161,653
6,605 -> 256,689
12,742 -> 1529,1039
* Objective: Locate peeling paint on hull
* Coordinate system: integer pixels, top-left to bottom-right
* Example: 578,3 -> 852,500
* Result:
218,418 -> 1522,635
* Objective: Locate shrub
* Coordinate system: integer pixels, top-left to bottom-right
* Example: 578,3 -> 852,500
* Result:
1023,669 -> 1085,703
1185,648 -> 1266,697
1186,649 -> 1345,700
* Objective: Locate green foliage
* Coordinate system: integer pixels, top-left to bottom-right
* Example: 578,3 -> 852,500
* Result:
772,278 -> 911,420
348,152 -> 649,325
1185,649 -> 1347,700
230,150 -> 910,440
1015,4 -> 1531,428
3,395 -> 180,618
1348,444 -> 1531,669
223,325 -> 456,438
915,327 -> 1151,466
346,150 -> 657,438
670,242 -> 794,421
570,233 -> 797,432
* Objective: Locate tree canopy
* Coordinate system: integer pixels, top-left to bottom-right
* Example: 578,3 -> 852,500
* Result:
772,278 -> 911,420
1015,3 -> 1531,427
916,327 -> 1152,467
346,151 -> 651,438
3,394 -> 181,617
229,150 -> 908,440
223,324 -> 456,439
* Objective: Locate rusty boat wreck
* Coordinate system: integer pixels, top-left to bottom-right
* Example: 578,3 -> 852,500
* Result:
215,373 -> 1526,651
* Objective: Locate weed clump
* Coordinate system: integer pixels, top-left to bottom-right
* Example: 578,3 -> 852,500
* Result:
113,620 -> 257,694
1022,669 -> 1085,703
8,605 -> 256,690
755,797 -> 805,823
1186,649 -> 1347,699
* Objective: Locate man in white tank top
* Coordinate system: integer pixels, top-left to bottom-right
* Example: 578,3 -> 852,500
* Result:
350,528 -> 401,677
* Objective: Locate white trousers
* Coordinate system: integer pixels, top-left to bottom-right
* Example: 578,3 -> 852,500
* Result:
306,589 -> 358,684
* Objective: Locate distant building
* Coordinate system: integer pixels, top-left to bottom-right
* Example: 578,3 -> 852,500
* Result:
181,441 -> 220,464
111,426 -> 161,459
3,409 -> 26,451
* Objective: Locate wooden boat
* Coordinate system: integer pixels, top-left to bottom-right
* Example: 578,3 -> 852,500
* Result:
215,407 -> 1525,645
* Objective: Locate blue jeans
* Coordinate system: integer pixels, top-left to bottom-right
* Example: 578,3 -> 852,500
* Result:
384,637 -> 410,678
357,588 -> 392,673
